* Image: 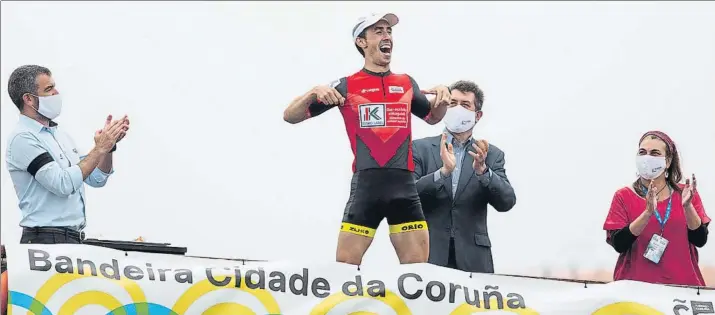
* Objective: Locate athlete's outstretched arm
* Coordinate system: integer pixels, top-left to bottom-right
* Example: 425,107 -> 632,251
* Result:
408,75 -> 449,125
283,90 -> 320,124
283,78 -> 347,124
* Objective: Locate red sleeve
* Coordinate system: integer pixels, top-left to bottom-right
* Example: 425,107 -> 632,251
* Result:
692,190 -> 711,225
604,190 -> 630,231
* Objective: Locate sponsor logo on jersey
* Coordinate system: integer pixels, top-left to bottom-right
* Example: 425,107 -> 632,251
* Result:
359,104 -> 386,127
389,85 -> 404,94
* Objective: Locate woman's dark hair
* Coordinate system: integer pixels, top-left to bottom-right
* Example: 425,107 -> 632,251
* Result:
632,131 -> 683,197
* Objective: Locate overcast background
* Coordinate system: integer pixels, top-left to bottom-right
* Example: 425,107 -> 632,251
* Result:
1,1 -> 714,275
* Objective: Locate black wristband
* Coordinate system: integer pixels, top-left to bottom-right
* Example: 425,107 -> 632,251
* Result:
110,144 -> 117,153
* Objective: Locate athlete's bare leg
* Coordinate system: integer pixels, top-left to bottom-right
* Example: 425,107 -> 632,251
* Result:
389,229 -> 429,264
336,232 -> 374,265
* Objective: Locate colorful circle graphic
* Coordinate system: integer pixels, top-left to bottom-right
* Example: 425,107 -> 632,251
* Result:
9,291 -> 178,315
310,288 -> 411,315
24,271 -> 147,315
8,269 -> 281,315
591,301 -> 664,315
170,276 -> 281,314
449,299 -> 540,315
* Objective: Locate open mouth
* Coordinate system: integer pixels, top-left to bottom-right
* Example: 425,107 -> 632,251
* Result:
379,42 -> 392,55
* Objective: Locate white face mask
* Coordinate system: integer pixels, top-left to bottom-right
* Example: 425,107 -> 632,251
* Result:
31,94 -> 63,120
636,155 -> 666,180
443,106 -> 477,133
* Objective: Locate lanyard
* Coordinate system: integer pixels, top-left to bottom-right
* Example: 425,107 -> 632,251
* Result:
642,186 -> 672,232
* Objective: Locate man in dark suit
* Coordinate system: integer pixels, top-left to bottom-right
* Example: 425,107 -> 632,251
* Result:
412,80 -> 516,273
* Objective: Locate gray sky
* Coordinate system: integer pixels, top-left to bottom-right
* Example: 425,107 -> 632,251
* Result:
2,1 -> 714,275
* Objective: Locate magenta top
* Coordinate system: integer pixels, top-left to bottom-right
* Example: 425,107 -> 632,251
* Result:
603,185 -> 710,286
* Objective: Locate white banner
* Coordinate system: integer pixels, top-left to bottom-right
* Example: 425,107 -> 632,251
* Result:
4,244 -> 714,315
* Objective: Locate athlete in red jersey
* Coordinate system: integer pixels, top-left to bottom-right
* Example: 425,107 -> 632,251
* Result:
284,13 -> 451,265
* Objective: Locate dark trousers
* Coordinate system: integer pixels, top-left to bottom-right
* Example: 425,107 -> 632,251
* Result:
20,227 -> 83,244
447,237 -> 458,269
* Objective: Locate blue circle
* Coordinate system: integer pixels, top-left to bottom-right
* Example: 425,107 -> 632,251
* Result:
105,302 -> 178,315
8,291 -> 53,315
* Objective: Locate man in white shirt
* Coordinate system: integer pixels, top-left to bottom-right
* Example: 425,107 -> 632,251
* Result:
5,64 -> 129,244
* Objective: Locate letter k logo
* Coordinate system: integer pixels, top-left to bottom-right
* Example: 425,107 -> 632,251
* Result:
369,107 -> 381,120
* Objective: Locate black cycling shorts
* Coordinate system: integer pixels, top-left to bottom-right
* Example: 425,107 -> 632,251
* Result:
340,168 -> 427,238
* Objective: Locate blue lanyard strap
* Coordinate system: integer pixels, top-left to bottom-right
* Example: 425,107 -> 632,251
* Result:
654,196 -> 672,231
642,186 -> 672,231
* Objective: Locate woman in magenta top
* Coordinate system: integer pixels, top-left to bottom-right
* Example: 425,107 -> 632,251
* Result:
603,131 -> 710,286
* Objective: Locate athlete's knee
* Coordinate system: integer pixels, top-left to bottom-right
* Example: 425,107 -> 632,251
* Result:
397,236 -> 429,264
389,222 -> 429,264
336,249 -> 363,265
335,239 -> 369,265
394,246 -> 428,264
398,253 -> 428,264
336,225 -> 375,265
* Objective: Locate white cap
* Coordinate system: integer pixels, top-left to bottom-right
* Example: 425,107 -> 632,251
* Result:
352,13 -> 399,41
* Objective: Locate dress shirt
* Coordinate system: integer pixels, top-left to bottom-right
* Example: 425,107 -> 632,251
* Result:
433,132 -> 492,198
5,115 -> 113,230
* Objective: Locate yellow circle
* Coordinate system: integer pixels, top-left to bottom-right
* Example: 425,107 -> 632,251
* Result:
591,302 -> 664,315
202,302 -> 256,315
348,312 -> 380,315
450,299 -> 540,315
310,288 -> 411,315
30,271 -> 147,315
58,290 -> 124,315
171,276 -> 280,314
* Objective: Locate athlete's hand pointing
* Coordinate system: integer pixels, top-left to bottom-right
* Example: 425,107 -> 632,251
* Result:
313,85 -> 345,106
427,85 -> 451,109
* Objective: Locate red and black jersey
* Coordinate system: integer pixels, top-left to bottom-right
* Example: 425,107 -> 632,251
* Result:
307,69 -> 432,172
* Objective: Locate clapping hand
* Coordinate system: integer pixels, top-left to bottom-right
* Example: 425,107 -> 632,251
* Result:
682,174 -> 697,207
93,117 -> 127,154
469,140 -> 489,175
645,179 -> 658,214
439,133 -> 456,177
95,115 -> 130,144
115,115 -> 130,143
94,115 -> 129,154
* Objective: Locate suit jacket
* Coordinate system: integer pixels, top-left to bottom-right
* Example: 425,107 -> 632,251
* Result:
413,135 -> 516,273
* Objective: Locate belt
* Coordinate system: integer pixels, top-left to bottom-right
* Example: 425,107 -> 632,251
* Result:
22,227 -> 85,241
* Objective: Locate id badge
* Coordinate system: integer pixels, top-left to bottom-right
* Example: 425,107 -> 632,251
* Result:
644,234 -> 669,264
